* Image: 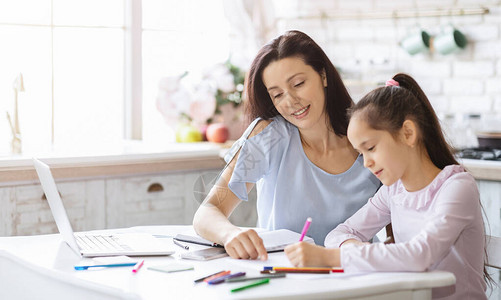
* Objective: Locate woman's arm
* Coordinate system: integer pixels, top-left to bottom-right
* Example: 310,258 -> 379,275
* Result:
193,158 -> 267,260
193,120 -> 272,260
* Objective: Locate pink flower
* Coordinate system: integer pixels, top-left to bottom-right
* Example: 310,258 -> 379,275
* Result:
156,75 -> 192,126
189,90 -> 217,125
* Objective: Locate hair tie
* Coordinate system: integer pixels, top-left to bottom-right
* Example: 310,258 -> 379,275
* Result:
385,79 -> 399,87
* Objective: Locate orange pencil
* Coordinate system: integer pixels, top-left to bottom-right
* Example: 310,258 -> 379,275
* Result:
203,270 -> 230,283
262,267 -> 344,274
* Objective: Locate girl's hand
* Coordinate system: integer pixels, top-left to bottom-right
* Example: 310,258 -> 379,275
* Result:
224,229 -> 268,261
285,242 -> 340,267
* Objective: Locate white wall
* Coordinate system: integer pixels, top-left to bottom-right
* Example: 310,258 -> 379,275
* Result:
273,0 -> 501,119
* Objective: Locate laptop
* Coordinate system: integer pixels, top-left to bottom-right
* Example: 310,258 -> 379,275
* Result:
33,158 -> 174,257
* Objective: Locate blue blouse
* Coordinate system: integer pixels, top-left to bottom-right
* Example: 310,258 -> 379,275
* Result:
224,116 -> 380,245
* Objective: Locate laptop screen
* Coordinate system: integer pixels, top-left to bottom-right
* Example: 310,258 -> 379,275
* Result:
33,158 -> 82,256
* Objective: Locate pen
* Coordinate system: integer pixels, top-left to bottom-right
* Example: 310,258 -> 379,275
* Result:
207,272 -> 246,285
299,217 -> 312,242
132,260 -> 144,273
174,236 -> 223,248
230,278 -> 270,293
194,270 -> 227,283
173,239 -> 190,250
74,263 -> 137,270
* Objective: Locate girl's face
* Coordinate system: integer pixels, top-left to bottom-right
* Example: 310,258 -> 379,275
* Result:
347,116 -> 411,186
262,57 -> 327,130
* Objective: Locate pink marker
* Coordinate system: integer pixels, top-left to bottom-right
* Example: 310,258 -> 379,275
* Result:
299,217 -> 312,241
132,260 -> 144,273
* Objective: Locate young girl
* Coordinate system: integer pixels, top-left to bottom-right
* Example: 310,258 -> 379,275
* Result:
284,73 -> 487,299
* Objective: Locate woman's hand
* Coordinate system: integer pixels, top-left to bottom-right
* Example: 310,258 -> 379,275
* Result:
224,229 -> 268,261
285,242 -> 340,267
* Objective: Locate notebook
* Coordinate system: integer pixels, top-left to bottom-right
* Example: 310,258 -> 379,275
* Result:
33,158 -> 174,258
178,229 -> 314,261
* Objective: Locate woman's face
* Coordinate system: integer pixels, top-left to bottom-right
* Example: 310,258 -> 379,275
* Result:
262,57 -> 327,130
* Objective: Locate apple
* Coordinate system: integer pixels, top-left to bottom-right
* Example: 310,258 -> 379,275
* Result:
206,123 -> 229,143
176,124 -> 203,143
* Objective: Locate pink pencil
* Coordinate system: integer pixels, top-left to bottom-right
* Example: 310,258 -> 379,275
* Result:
132,260 -> 144,273
299,217 -> 312,241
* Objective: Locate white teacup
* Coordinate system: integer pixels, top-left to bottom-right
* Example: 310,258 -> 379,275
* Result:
400,30 -> 431,55
433,27 -> 467,55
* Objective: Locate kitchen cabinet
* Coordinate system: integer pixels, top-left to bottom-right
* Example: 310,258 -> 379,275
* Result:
0,169 -> 258,237
0,187 -> 14,235
478,179 -> 501,300
479,180 -> 501,237
106,173 -> 188,228
105,171 -> 257,229
0,180 -> 105,236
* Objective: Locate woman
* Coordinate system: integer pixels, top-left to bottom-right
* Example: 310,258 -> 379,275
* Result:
193,30 -> 380,260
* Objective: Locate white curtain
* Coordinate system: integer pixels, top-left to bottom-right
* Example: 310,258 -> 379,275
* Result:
222,0 -> 276,68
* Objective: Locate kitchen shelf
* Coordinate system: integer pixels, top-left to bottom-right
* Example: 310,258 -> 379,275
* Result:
278,6 -> 489,21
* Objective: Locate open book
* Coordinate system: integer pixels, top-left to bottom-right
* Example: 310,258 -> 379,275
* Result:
260,229 -> 315,252
178,229 -> 314,261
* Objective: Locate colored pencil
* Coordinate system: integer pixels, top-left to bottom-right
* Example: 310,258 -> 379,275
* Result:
230,278 -> 270,293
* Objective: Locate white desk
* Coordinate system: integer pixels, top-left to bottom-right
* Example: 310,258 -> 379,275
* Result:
0,226 -> 455,300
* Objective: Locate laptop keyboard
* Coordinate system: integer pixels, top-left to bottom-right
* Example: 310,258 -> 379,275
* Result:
76,235 -> 133,252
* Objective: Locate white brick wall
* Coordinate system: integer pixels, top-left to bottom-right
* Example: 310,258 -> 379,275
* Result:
443,79 -> 484,96
487,78 -> 501,93
272,0 -> 501,118
454,61 -> 495,77
449,95 -> 492,113
494,95 -> 501,111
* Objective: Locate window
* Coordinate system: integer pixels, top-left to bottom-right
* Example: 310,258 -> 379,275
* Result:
141,0 -> 229,144
0,0 -> 229,156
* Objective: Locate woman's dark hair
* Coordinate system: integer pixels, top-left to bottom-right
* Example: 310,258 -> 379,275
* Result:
349,73 -> 458,169
245,30 -> 353,136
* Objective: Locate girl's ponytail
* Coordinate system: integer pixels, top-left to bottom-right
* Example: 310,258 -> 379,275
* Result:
350,73 -> 458,169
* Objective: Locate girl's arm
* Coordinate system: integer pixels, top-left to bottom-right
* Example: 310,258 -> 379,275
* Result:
325,186 -> 392,248
339,173 -> 482,272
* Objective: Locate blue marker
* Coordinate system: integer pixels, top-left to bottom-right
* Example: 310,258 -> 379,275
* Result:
74,262 -> 137,270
